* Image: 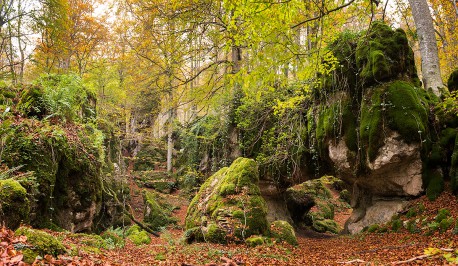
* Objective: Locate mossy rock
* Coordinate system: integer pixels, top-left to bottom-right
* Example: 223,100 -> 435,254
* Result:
2,118 -> 104,231
359,81 -> 430,161
143,190 -> 177,230
355,21 -> 418,87
126,225 -> 151,245
312,219 -> 340,234
448,69 -> 458,92
425,169 -> 444,201
245,235 -> 267,247
185,158 -> 268,243
269,220 -> 298,246
15,226 -> 66,261
0,179 -> 30,229
285,176 -> 340,225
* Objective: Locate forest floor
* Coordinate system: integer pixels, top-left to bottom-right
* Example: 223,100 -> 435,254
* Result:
96,188 -> 458,265
3,185 -> 458,265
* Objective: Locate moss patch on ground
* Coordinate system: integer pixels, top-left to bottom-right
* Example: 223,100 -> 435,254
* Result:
15,226 -> 66,263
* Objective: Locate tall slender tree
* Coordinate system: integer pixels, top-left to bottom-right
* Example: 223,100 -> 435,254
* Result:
408,0 -> 444,95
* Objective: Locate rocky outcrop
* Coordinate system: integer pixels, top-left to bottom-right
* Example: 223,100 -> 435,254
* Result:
0,81 -> 106,232
317,22 -> 438,233
185,158 -> 269,243
285,176 -> 349,234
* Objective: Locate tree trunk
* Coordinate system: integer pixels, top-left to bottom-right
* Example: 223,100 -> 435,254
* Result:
166,96 -> 174,173
408,0 -> 444,96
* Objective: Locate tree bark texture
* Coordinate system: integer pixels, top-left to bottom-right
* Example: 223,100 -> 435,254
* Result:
408,0 -> 444,96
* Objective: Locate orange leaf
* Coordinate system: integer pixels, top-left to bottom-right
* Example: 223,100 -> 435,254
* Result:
10,254 -> 23,263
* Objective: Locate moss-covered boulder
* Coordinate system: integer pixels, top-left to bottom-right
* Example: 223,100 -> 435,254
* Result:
0,179 -> 30,229
143,190 -> 177,230
15,226 -> 66,263
245,235 -> 267,246
126,225 -> 151,245
185,158 -> 268,243
269,220 -> 298,246
285,176 -> 345,234
355,21 -> 419,87
1,83 -> 104,232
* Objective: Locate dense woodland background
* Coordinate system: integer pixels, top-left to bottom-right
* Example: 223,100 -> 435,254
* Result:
1,0 -> 458,264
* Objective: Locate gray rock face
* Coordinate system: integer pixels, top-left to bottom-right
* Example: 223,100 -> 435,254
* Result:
329,131 -> 423,233
345,199 -> 408,234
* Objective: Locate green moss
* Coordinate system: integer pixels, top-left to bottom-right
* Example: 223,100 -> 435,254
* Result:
359,81 -> 430,162
143,191 -> 177,231
269,220 -> 298,246
126,225 -> 151,245
15,226 -> 66,256
245,236 -> 266,246
385,81 -> 428,144
439,217 -> 454,233
312,219 -> 340,234
366,224 -> 380,233
391,218 -> 403,232
206,223 -> 227,244
185,158 -> 268,243
326,30 -> 360,93
360,89 -> 383,161
339,189 -> 351,204
100,231 -> 125,249
448,69 -> 458,92
356,21 -> 418,86
70,233 -> 107,249
406,220 -> 419,233
0,179 -> 30,229
425,169 -> 444,201
435,208 -> 451,223
406,207 -> 417,218
21,248 -> 40,264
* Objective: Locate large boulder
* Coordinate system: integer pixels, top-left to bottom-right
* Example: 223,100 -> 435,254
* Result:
143,190 -> 177,230
2,85 -> 104,232
185,158 -> 268,243
285,176 -> 347,234
319,22 -> 440,234
0,179 -> 30,229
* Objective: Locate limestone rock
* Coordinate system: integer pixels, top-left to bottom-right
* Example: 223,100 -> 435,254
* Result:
345,199 -> 408,234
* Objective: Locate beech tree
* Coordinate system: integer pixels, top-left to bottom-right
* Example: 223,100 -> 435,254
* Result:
408,0 -> 444,95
